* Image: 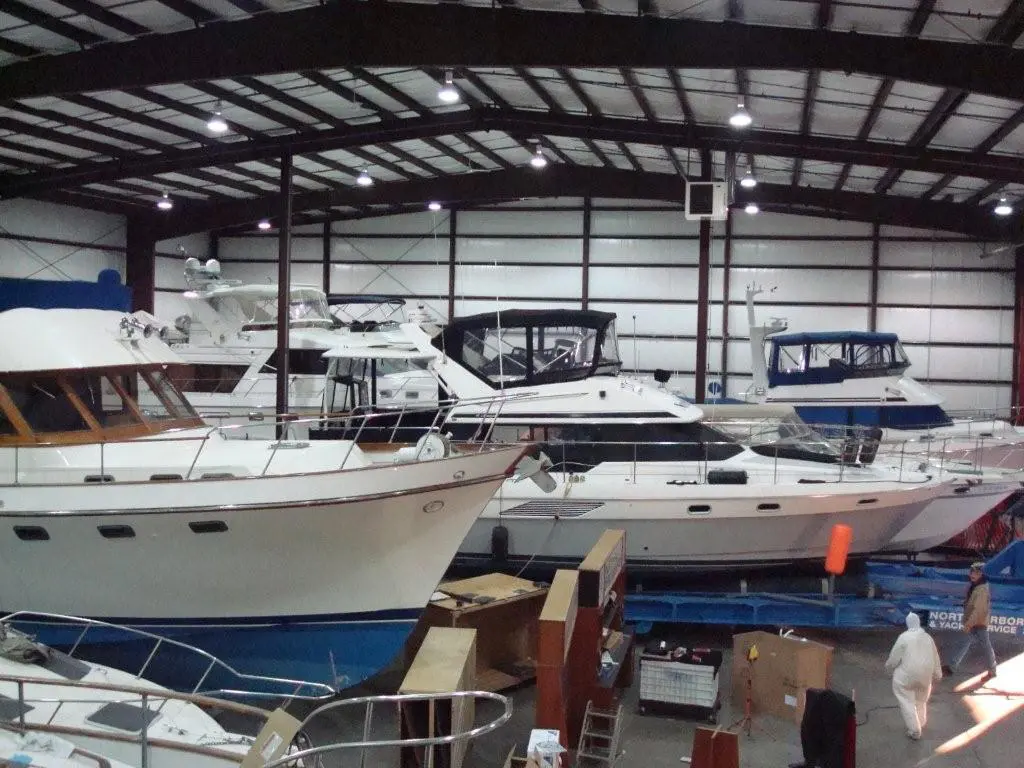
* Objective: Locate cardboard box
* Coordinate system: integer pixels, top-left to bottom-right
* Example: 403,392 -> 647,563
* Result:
731,630 -> 833,724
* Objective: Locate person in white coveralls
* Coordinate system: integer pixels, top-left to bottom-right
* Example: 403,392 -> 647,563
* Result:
885,612 -> 943,740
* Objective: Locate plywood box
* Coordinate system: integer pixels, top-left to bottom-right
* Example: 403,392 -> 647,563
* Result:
731,630 -> 833,724
407,573 -> 548,691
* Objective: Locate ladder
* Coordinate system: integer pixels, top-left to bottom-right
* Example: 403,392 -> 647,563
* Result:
575,701 -> 624,767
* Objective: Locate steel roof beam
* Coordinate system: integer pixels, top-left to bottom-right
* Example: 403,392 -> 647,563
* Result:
924,104 -> 1024,199
520,67 -> 613,167
734,182 -> 1016,240
7,108 -> 1024,200
5,6 -> 1024,100
140,165 -> 1019,241
47,0 -> 149,37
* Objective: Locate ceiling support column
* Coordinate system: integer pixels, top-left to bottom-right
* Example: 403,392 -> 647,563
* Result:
276,154 -> 293,437
868,223 -> 880,331
125,218 -> 156,314
719,211 -> 733,397
322,220 -> 331,295
447,207 -> 458,322
582,196 -> 592,311
1013,246 -> 1024,425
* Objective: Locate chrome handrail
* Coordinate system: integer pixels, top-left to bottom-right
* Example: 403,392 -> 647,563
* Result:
2,611 -> 336,700
262,690 -> 512,768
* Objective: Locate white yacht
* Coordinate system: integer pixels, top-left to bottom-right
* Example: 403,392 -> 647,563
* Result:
741,286 -> 1024,472
0,307 -> 527,687
318,308 -> 955,573
140,258 -> 436,436
0,613 -> 332,768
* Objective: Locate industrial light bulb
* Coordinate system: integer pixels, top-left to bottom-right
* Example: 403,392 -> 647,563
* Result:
427,201 -> 442,212
438,71 -> 460,104
729,103 -> 752,128
356,169 -> 373,187
257,220 -> 272,230
156,192 -> 173,211
206,112 -> 228,134
530,147 -> 548,169
740,171 -> 757,189
745,203 -> 759,215
994,198 -> 1013,216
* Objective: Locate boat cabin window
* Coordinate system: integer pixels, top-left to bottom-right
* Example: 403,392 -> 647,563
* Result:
460,322 -> 621,387
134,369 -> 194,421
5,376 -> 91,433
260,348 -> 329,376
230,289 -> 336,331
168,363 -> 248,394
769,335 -> 910,387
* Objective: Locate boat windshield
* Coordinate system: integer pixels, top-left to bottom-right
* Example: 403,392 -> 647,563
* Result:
768,333 -> 910,387
712,415 -> 840,463
205,288 -> 336,331
0,367 -> 201,443
454,321 -> 621,388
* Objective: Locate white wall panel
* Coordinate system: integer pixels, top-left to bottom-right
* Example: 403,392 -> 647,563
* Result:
456,237 -> 583,264
158,233 -> 208,258
731,213 -> 871,237
453,298 -> 581,316
879,240 -> 1002,269
458,211 -> 581,236
725,338 -> 755,375
725,376 -> 754,400
726,268 -> 871,304
589,238 -> 701,265
0,199 -> 125,281
725,304 -> 871,339
219,236 -> 323,262
219,261 -> 324,288
587,302 -> 698,336
877,307 -> 1013,345
332,237 -> 451,264
927,384 -> 1011,413
590,210 -> 699,237
877,271 -> 1013,306
618,338 -> 697,373
902,345 -> 1014,384
589,265 -> 700,301
155,255 -> 188,291
332,212 -> 450,235
331,263 -> 448,297
706,340 -> 724,375
455,264 -> 581,299
731,240 -> 871,267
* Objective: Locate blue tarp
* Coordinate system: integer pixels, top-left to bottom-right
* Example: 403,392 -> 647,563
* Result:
0,270 -> 130,312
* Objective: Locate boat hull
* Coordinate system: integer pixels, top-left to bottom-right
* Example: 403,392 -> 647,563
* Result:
456,472 -> 946,574
1,446 -> 522,687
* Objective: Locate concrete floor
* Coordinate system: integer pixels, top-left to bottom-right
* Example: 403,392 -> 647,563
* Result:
270,627 -> 1023,767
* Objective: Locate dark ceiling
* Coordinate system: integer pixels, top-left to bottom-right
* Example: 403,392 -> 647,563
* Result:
2,0 -> 1024,242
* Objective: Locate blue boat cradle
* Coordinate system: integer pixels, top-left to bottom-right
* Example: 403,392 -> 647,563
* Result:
625,541 -> 1024,636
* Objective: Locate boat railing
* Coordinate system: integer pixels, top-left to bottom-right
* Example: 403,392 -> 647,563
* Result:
0,673 -> 285,765
2,611 -> 337,700
0,676 -> 510,768
260,689 -> 512,768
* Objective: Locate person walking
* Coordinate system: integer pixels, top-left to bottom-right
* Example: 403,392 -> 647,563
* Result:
942,561 -> 998,680
886,612 -> 942,740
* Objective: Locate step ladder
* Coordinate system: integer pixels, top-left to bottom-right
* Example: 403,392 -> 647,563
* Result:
575,701 -> 624,767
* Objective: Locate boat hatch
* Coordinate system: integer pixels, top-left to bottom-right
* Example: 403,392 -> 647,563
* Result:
85,702 -> 160,733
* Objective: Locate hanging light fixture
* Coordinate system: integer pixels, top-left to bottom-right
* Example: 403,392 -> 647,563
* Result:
530,145 -> 548,169
206,102 -> 228,134
994,197 -> 1013,216
744,202 -> 760,215
356,169 -> 374,187
729,102 -> 753,128
257,220 -> 272,230
740,169 -> 758,189
156,192 -> 173,211
427,201 -> 442,212
437,70 -> 460,104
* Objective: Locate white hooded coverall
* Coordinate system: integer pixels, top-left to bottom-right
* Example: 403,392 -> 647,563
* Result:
885,612 -> 943,737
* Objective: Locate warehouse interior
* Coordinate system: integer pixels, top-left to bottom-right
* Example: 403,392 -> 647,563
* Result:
2,2 -> 1024,767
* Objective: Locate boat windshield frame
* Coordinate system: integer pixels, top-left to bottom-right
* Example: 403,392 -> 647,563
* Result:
433,309 -> 622,389
0,364 -> 204,446
767,332 -> 910,388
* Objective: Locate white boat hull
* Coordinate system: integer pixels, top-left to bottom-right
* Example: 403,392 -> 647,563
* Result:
457,467 -> 949,572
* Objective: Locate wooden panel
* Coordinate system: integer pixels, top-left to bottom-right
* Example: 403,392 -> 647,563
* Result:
578,529 -> 626,608
538,570 -> 578,664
